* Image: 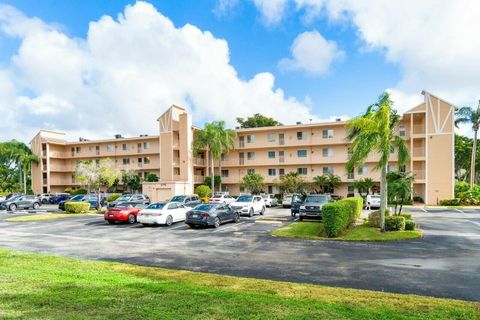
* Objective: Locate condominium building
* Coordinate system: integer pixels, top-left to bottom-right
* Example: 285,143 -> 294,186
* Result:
30,91 -> 455,204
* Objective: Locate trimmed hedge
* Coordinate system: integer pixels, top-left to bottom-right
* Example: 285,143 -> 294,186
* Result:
385,216 -> 406,231
439,198 -> 462,206
400,213 -> 412,220
405,220 -> 416,231
322,197 -> 363,238
367,209 -> 390,228
65,202 -> 90,214
107,193 -> 122,202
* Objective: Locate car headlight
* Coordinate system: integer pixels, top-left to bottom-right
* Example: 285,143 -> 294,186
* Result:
300,205 -> 306,210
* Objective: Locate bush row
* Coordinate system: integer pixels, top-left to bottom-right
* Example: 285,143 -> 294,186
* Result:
439,198 -> 462,206
65,202 -> 90,213
368,210 -> 415,231
322,197 -> 363,238
107,193 -> 122,202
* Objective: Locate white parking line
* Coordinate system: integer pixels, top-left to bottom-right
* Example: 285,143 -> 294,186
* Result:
212,221 -> 246,233
454,208 -> 464,213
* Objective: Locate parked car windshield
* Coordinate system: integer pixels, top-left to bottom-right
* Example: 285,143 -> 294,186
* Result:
193,204 -> 216,212
370,195 -> 381,200
116,195 -> 131,201
146,203 -> 166,210
236,195 -> 253,202
70,195 -> 84,201
8,195 -> 22,201
305,195 -> 329,203
171,196 -> 186,202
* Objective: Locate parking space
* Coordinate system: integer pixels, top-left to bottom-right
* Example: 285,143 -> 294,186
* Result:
1,205 -> 480,301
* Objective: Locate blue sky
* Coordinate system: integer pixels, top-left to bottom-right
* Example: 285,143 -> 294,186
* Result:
0,1 -> 477,140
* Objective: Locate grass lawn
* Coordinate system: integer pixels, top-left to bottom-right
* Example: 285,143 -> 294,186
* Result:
272,222 -> 422,241
0,249 -> 477,319
5,213 -> 88,222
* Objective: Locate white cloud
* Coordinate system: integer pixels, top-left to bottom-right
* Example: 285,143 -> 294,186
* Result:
279,30 -> 344,76
0,1 -> 322,142
213,0 -> 239,17
252,0 -> 289,25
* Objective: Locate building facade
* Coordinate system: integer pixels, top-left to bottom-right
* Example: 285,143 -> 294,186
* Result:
30,91 -> 455,204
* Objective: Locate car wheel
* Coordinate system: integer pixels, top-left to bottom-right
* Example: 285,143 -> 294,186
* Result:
8,204 -> 16,211
41,199 -> 47,204
234,213 -> 240,223
249,208 -> 254,217
260,206 -> 265,215
214,217 -> 220,228
107,220 -> 115,225
127,214 -> 136,224
33,203 -> 40,210
166,215 -> 173,226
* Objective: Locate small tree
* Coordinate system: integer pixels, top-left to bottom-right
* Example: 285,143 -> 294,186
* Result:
122,172 -> 141,193
236,113 -> 283,128
312,175 -> 329,193
74,159 -> 121,209
387,171 -> 415,215
280,172 -> 306,194
241,173 -> 264,194
195,185 -> 212,202
204,175 -> 221,189
353,178 -> 375,198
145,173 -> 159,182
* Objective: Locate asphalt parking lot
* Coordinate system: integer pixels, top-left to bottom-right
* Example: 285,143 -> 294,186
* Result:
0,206 -> 479,301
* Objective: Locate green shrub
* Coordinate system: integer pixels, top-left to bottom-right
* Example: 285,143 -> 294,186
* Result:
413,196 -> 424,203
64,187 -> 73,194
195,185 -> 212,199
439,198 -> 462,206
322,197 -> 363,238
107,193 -> 122,202
65,202 -> 90,214
385,216 -> 406,231
71,188 -> 88,195
367,209 -> 390,227
399,212 -> 412,220
405,220 -> 416,231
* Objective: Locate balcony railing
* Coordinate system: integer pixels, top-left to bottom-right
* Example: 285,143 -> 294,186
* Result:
194,158 -> 206,166
412,147 -> 425,157
412,124 -> 425,135
194,175 -> 205,183
413,170 -> 425,180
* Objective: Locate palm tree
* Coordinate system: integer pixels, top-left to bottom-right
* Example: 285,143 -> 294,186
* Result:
19,152 -> 39,194
346,92 -> 410,231
387,171 -> 415,215
455,101 -> 480,187
326,173 -> 341,193
312,175 -> 329,193
217,122 -> 236,192
192,121 -> 226,193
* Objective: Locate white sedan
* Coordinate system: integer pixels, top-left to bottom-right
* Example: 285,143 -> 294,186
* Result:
208,194 -> 236,205
138,202 -> 188,226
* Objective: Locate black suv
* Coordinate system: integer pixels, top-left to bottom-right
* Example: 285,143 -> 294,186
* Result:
298,194 -> 332,221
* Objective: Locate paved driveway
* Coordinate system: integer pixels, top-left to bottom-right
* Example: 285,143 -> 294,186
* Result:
0,207 -> 479,301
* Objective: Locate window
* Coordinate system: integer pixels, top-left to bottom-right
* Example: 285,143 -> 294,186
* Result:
138,157 -> 143,164
388,164 -> 395,172
297,150 -> 307,157
267,133 -> 276,142
297,168 -> 308,175
268,151 -> 276,159
95,145 -> 100,155
268,185 -> 274,193
390,144 -> 395,154
322,166 -> 334,175
174,168 -> 180,175
399,126 -> 406,137
144,157 -> 150,164
358,166 -> 368,175
247,152 -> 255,160
247,168 -> 255,174
221,170 -> 229,177
143,142 -> 150,149
279,168 -> 285,176
122,143 -> 128,150
221,153 -> 227,161
89,146 -> 93,152
348,169 -> 354,180
123,158 -> 130,165
348,185 -> 355,193
322,129 -> 334,138
107,144 -> 114,152
296,132 -> 305,140
268,168 -> 276,176
247,135 -> 255,143
75,147 -> 81,154
322,148 -> 333,157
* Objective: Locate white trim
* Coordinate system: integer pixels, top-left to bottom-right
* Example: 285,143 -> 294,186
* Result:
425,94 -> 429,204
440,107 -> 453,133
428,132 -> 453,136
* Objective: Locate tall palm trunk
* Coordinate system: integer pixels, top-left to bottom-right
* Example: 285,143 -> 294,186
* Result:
23,166 -> 27,194
380,165 -> 387,231
218,158 -> 222,192
210,150 -> 215,193
470,129 -> 478,187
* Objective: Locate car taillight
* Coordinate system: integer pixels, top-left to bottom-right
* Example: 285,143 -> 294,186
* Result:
201,213 -> 210,217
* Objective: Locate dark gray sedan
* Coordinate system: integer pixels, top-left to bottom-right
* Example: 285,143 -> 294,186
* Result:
0,195 -> 41,211
185,203 -> 240,228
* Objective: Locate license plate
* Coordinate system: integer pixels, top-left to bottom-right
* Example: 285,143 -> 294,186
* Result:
108,214 -> 114,217
192,214 -> 198,218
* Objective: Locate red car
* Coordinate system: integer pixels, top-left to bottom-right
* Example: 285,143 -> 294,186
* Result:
104,203 -> 145,224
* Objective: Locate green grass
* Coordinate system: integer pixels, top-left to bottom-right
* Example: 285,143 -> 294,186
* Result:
0,249 -> 477,319
272,222 -> 423,241
5,213 -> 88,222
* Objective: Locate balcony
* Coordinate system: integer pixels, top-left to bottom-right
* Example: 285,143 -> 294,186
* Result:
194,158 -> 206,166
194,175 -> 205,183
173,157 -> 180,166
412,170 -> 425,180
412,124 -> 425,135
412,147 -> 425,158
49,151 -> 69,158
